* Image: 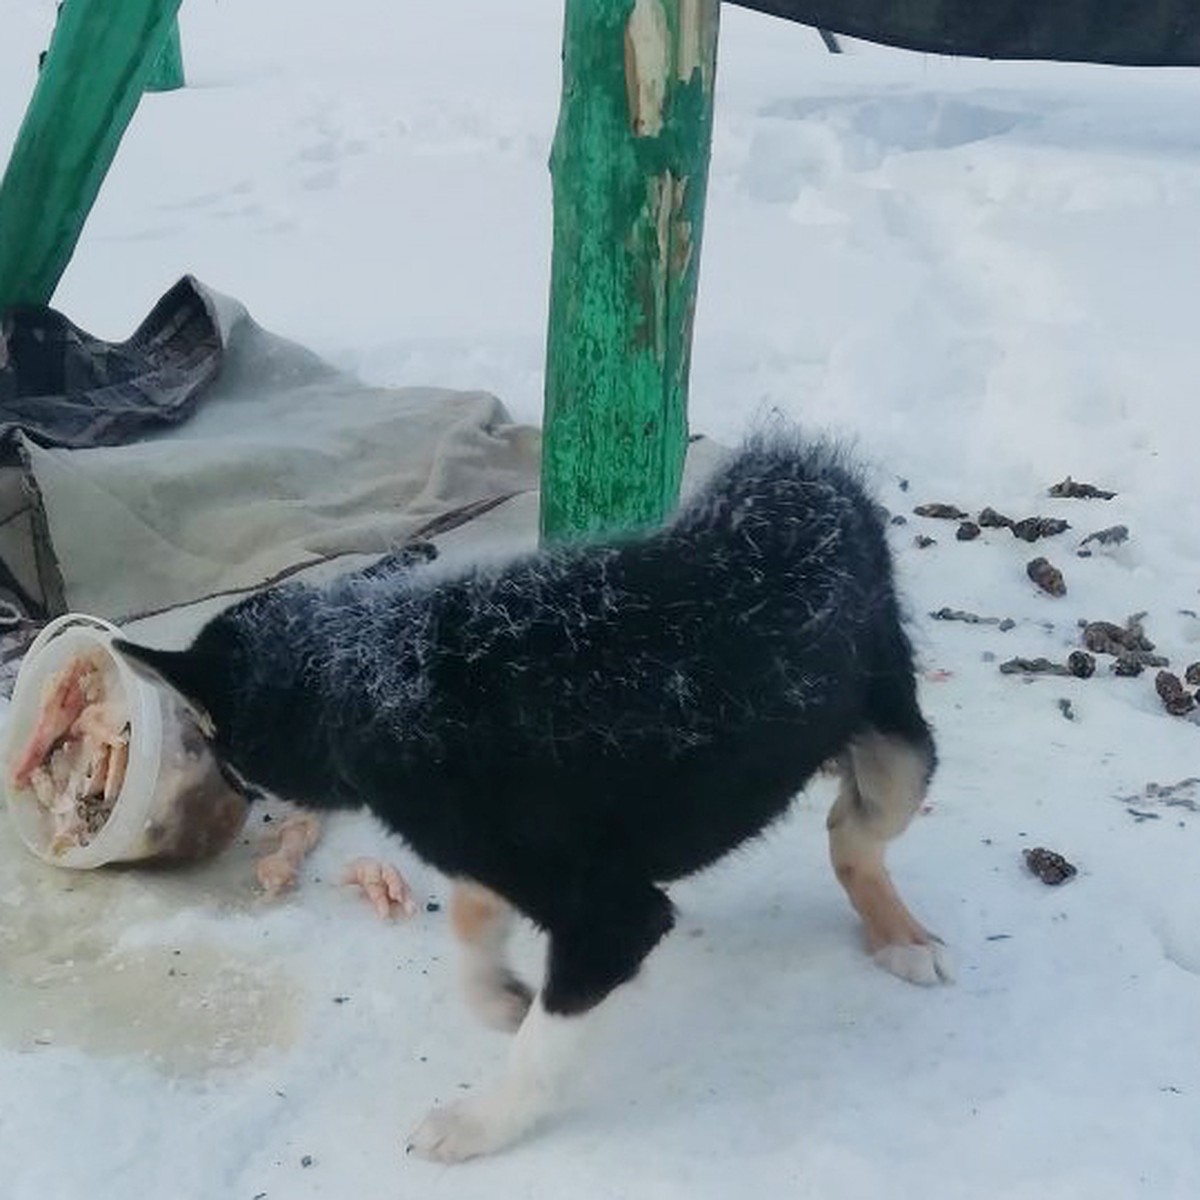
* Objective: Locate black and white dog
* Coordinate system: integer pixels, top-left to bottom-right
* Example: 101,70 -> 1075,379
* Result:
116,433 -> 950,1162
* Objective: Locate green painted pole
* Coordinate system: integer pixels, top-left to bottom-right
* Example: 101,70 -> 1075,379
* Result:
0,0 -> 185,311
145,18 -> 185,93
540,0 -> 720,543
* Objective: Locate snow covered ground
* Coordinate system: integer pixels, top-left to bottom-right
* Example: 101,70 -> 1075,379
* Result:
2,2 -> 1199,1197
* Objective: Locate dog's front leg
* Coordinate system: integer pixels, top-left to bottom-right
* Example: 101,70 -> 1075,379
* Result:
450,880 -> 533,1031
407,994 -> 587,1163
408,878 -> 675,1162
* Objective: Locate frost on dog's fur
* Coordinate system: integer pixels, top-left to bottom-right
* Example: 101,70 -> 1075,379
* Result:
116,432 -> 946,1162
219,437 -> 871,749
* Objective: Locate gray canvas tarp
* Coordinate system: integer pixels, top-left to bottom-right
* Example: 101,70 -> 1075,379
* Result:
0,278 -> 541,623
727,1 -> 1200,66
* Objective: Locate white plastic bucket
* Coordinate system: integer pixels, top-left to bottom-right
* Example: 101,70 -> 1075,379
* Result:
2,613 -> 247,868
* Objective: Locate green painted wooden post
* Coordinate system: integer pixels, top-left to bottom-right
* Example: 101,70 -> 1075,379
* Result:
145,18 -> 185,93
0,0 -> 184,310
540,0 -> 720,543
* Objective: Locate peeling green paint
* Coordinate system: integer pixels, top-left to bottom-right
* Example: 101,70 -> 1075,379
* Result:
541,0 -> 720,544
0,0 -> 185,310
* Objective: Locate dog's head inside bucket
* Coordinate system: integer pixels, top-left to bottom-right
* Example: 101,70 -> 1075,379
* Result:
3,614 -> 248,869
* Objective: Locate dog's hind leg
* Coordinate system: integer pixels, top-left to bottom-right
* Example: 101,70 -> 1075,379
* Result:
827,730 -> 952,986
410,878 -> 674,1162
450,880 -> 533,1032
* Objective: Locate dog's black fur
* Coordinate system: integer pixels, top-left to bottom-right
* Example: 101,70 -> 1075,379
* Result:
116,435 -> 933,1016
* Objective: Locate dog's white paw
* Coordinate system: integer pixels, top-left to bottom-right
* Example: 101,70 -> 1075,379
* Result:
407,1095 -> 516,1163
875,938 -> 954,985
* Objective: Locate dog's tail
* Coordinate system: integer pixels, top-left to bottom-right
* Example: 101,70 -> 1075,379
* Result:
669,432 -> 927,748
671,432 -> 884,563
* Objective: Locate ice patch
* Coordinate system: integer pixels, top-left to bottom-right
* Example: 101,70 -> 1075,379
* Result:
0,818 -> 300,1075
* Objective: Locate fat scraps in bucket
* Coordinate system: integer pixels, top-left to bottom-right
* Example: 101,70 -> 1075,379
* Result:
9,652 -> 130,853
